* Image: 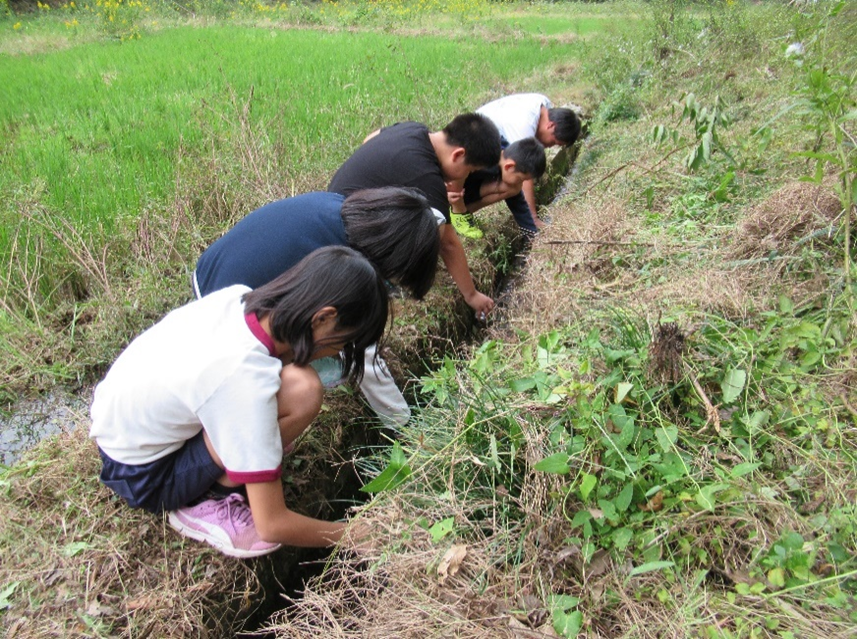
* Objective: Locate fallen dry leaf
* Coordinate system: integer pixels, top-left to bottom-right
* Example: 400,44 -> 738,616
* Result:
586,548 -> 611,579
639,491 -> 664,512
437,544 -> 467,584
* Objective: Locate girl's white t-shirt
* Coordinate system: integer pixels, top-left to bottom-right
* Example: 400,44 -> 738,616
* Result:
90,286 -> 284,484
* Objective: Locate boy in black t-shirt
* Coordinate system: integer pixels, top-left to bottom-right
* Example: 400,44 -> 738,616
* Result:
449,138 -> 547,240
329,113 -> 500,319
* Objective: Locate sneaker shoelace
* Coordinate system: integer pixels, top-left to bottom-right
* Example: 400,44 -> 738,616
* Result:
218,493 -> 253,529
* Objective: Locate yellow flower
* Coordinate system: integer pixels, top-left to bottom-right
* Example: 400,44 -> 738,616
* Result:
13,22 -> 22,30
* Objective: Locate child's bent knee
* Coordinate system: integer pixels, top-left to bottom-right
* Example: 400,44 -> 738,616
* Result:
279,364 -> 324,410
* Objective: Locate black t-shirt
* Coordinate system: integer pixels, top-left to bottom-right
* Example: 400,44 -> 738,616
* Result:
195,192 -> 348,296
328,122 -> 450,221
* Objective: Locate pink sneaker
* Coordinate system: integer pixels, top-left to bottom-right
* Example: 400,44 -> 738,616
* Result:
168,493 -> 281,558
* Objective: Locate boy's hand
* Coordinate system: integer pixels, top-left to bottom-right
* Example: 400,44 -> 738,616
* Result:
445,181 -> 466,214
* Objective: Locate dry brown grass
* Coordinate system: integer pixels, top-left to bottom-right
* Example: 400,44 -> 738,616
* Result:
503,198 -> 631,337
729,180 -> 843,260
0,419 -> 257,638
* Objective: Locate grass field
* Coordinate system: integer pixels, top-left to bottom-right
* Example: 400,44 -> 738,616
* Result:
0,2 -> 601,394
1,1 -> 856,637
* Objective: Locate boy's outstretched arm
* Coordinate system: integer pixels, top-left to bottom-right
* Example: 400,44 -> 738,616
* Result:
246,480 -> 348,548
438,224 -> 494,316
521,179 -> 546,230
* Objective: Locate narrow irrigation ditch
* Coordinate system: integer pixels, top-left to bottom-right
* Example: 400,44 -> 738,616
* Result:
236,138 -> 585,635
0,135 -> 584,638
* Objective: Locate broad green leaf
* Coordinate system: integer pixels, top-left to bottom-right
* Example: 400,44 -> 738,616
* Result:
794,150 -> 839,163
579,473 -> 597,501
0,581 -> 19,610
550,594 -> 580,611
489,434 -> 500,470
695,483 -> 728,511
768,567 -> 786,588
571,509 -> 592,527
721,368 -> 746,404
429,517 -> 455,542
702,130 -> 712,161
613,527 -> 633,552
361,442 -> 411,493
597,499 -> 618,522
553,609 -> 583,638
615,382 -> 633,404
778,295 -> 794,314
62,541 -> 91,557
534,453 -> 571,475
508,377 -> 536,392
745,410 -> 770,434
615,483 -> 634,512
730,462 -> 761,478
629,560 -> 675,577
655,425 -> 678,452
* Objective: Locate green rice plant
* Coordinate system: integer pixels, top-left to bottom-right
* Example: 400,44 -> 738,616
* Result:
0,17 -> 577,394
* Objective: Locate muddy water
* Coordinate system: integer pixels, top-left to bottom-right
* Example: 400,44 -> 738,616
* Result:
0,390 -> 90,465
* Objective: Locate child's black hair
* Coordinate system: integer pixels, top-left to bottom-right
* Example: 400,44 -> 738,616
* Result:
547,107 -> 582,146
340,187 -> 440,300
243,246 -> 389,383
504,138 -> 547,179
442,113 -> 501,169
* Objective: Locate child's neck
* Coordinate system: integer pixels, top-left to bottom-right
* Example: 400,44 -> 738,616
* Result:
258,315 -> 294,363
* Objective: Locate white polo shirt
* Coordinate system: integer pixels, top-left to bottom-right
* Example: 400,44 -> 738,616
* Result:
90,286 -> 284,484
477,93 -> 552,145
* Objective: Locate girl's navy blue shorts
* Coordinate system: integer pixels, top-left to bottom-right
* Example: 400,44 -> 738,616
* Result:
97,431 -> 222,513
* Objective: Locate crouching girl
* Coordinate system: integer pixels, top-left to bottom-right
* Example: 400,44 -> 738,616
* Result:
90,246 -> 387,558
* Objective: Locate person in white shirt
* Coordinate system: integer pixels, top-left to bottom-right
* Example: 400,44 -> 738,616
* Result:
91,246 -> 387,558
450,93 -> 581,237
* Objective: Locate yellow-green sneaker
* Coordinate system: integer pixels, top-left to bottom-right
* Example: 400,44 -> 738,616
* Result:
451,213 -> 483,239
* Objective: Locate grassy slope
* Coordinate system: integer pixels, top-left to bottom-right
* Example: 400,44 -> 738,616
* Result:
269,3 -> 857,638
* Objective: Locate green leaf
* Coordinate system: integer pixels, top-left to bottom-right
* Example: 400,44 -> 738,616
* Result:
489,434 -> 500,470
550,594 -> 580,611
629,560 -> 675,577
613,527 -> 633,552
615,382 -> 633,404
615,483 -> 634,512
767,567 -> 786,588
744,410 -> 770,434
0,581 -> 19,610
695,483 -> 728,511
361,442 -> 412,493
655,425 -> 678,452
429,517 -> 455,542
508,377 -> 536,392
721,368 -> 746,404
701,130 -> 712,161
597,499 -> 618,523
553,609 -> 583,638
730,462 -> 761,478
579,473 -> 597,501
62,541 -> 91,557
534,453 -> 571,475
778,295 -> 794,314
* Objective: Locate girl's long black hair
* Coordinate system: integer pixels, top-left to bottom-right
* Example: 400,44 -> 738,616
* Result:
243,245 -> 389,383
